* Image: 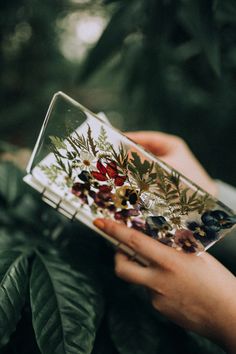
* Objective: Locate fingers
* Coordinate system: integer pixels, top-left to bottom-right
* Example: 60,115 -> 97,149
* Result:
93,218 -> 177,266
114,252 -> 152,285
125,131 -> 180,156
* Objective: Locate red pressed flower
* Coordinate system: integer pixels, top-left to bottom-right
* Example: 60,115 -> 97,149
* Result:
113,176 -> 126,186
91,160 -> 108,181
106,161 -> 118,178
97,160 -> 107,175
91,159 -> 126,186
99,185 -> 112,193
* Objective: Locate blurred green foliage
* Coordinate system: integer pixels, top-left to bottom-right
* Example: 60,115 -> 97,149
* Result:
0,1 -> 236,353
80,0 -> 236,186
0,0 -> 74,145
1,0 -> 236,185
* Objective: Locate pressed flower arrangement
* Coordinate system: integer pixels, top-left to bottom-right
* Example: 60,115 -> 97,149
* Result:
0,157 -> 232,354
38,119 -> 236,254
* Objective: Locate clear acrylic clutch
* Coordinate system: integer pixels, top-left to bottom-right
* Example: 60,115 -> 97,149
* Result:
24,92 -> 236,261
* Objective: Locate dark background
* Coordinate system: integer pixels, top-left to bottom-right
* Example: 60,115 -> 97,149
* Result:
1,0 -> 236,185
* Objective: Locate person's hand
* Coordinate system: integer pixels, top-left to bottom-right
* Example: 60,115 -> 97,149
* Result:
126,131 -> 217,197
93,218 -> 236,353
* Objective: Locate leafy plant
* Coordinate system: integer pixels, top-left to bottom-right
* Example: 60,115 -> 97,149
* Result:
0,149 -> 228,353
79,0 -> 236,187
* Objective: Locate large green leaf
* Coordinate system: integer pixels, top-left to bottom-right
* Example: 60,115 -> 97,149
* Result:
108,287 -> 161,354
0,250 -> 29,347
0,161 -> 25,206
30,251 -> 104,354
0,228 -> 28,251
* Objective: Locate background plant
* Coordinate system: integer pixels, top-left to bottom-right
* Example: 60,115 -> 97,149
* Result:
79,0 -> 236,186
1,0 -> 236,186
1,0 -> 236,353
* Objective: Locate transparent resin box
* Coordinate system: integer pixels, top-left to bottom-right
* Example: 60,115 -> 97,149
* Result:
24,92 -> 236,260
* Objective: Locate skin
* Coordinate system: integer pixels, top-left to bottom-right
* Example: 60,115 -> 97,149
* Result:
93,131 -> 236,353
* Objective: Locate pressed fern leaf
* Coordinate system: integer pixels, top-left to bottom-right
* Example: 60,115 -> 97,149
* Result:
87,125 -> 98,156
96,126 -> 112,152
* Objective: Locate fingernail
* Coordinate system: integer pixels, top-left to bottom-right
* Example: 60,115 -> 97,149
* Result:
93,219 -> 105,230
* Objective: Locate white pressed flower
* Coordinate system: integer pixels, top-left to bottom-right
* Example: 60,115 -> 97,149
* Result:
79,151 -> 96,170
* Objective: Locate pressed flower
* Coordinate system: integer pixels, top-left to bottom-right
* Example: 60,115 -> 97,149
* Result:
97,190 -> 112,202
91,159 -> 126,186
88,190 -> 97,199
174,229 -> 204,253
201,210 -> 236,230
159,236 -> 174,247
187,221 -> 218,245
131,218 -> 146,232
145,216 -> 172,239
169,216 -> 182,228
44,123 -> 234,256
98,185 -> 113,193
113,186 -> 139,208
93,186 -> 113,208
108,204 -> 116,212
72,182 -> 90,204
78,170 -> 92,183
114,208 -> 140,223
79,151 -> 96,169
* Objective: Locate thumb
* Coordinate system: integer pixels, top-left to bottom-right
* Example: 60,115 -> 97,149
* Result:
125,131 -> 177,157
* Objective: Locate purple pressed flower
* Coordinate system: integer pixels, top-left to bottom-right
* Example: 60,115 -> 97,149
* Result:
175,229 -> 204,253
88,190 -> 97,199
114,209 -> 140,223
91,184 -> 114,209
201,210 -> 236,230
131,218 -> 146,232
145,216 -> 172,239
187,221 -> 218,246
159,236 -> 174,247
108,204 -> 116,212
72,182 -> 90,204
